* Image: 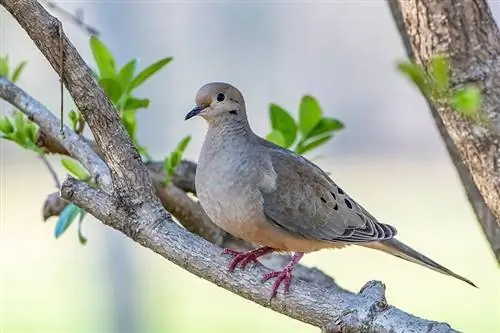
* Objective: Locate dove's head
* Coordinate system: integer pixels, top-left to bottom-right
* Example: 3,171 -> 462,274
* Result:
185,82 -> 248,126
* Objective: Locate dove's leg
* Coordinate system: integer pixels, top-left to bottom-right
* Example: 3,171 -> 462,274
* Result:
261,252 -> 304,298
223,246 -> 275,272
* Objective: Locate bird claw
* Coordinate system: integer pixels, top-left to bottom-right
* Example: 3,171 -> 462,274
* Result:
261,268 -> 294,298
222,246 -> 274,272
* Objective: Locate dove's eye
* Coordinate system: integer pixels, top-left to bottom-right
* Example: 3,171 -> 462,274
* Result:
216,93 -> 225,102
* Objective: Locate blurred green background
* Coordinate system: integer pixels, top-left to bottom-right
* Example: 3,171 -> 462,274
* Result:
1,1 -> 499,333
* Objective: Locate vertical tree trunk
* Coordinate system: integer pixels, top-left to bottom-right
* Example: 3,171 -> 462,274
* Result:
387,0 -> 500,263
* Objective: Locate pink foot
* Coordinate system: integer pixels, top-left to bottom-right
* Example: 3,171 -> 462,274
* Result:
260,252 -> 304,298
223,246 -> 274,272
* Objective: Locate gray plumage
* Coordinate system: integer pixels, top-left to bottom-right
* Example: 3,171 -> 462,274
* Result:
186,82 -> 476,290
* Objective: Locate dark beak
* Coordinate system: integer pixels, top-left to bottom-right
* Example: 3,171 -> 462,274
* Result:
185,105 -> 205,120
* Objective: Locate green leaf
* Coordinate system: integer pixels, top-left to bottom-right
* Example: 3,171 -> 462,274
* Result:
169,151 -> 181,171
0,117 -> 14,134
269,104 -> 297,147
308,117 -> 344,138
124,97 -> 150,110
14,112 -> 25,134
55,204 -> 80,238
452,86 -> 481,117
24,122 -> 37,143
122,109 -> 138,138
77,210 -> 88,245
117,59 -> 138,90
99,78 -> 123,103
299,95 -> 322,138
129,57 -> 173,91
266,130 -> 286,147
61,158 -> 90,180
297,134 -> 332,155
0,56 -> 9,77
11,61 -> 27,83
89,36 -> 116,78
430,55 -> 449,94
175,135 -> 191,154
397,61 -> 430,96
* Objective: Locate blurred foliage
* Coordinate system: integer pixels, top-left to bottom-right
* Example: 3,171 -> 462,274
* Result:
397,55 -> 483,122
266,96 -> 344,155
162,135 -> 191,185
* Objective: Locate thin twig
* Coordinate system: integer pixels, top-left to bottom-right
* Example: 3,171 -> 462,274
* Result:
43,1 -> 100,36
58,19 -> 64,137
39,153 -> 61,188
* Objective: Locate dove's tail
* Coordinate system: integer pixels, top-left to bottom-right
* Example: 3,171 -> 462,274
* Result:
364,238 -> 477,288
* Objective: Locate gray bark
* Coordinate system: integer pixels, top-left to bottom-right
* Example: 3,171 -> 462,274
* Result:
387,0 -> 500,263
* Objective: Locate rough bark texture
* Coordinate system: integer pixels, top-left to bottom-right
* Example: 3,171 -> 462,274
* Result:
387,0 -> 500,263
0,0 -> 474,332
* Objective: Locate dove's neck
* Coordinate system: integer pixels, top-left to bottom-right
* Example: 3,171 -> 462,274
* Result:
202,117 -> 254,155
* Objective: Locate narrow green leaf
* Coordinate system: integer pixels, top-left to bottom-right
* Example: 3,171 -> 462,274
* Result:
124,97 -> 150,110
175,135 -> 191,154
14,112 -> 25,134
452,86 -> 481,118
0,117 -> 14,134
430,55 -> 449,94
122,109 -> 138,138
117,59 -> 138,90
129,57 -> 173,91
24,122 -> 37,143
298,134 -> 333,155
266,130 -> 286,147
11,61 -> 27,83
308,117 -> 344,138
99,78 -> 123,103
0,56 -> 9,77
61,158 -> 90,180
299,96 -> 322,138
169,151 -> 181,171
54,204 -> 80,238
89,36 -> 116,78
269,104 -> 297,147
397,61 -> 430,96
77,210 -> 88,245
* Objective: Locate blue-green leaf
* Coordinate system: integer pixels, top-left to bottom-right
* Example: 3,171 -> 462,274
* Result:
430,55 -> 449,94
55,204 -> 80,238
266,130 -> 286,147
99,78 -> 123,103
77,210 -> 87,245
308,117 -> 344,138
452,86 -> 481,118
299,95 -> 322,138
269,104 -> 297,147
129,57 -> 173,91
124,97 -> 150,110
61,158 -> 90,180
90,36 -> 116,78
117,59 -> 138,90
11,61 -> 27,83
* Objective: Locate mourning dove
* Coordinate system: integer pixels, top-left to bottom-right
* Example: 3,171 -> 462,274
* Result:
185,82 -> 476,297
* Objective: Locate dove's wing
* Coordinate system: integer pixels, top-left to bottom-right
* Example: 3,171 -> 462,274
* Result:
257,142 -> 397,243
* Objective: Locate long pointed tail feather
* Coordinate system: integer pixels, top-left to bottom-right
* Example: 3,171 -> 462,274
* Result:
364,238 -> 477,288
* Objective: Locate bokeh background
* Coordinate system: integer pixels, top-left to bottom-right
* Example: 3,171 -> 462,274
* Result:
1,1 -> 499,332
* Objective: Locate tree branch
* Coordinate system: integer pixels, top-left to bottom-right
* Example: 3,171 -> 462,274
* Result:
387,0 -> 500,263
0,0 -> 464,331
0,77 -> 111,190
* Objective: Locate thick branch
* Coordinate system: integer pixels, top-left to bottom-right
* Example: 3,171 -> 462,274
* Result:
387,0 -> 500,263
0,77 -> 111,189
0,0 -> 464,331
61,176 -> 459,333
